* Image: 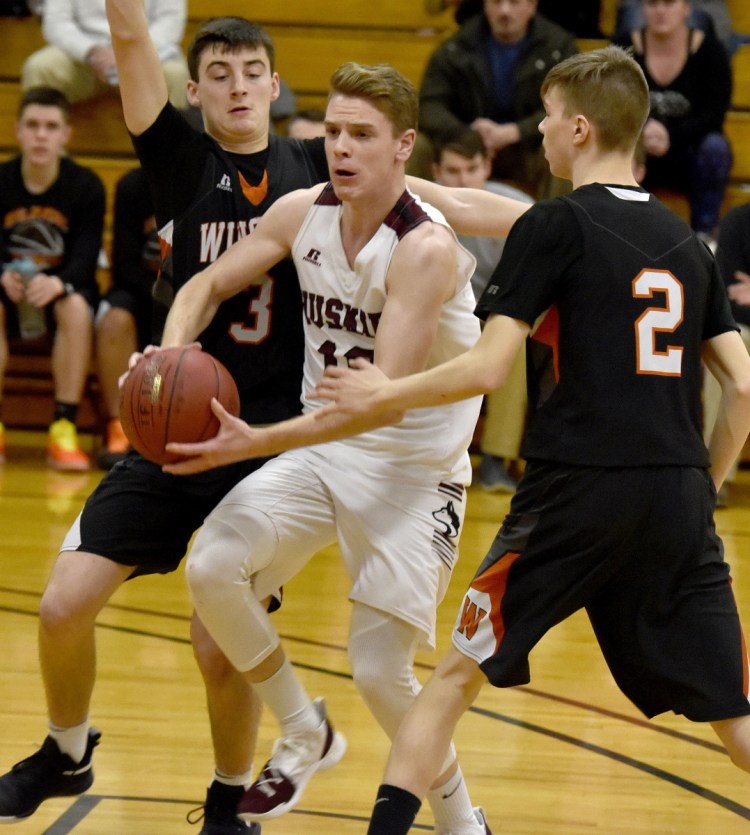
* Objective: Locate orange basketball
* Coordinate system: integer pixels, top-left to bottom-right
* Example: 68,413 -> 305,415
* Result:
119,347 -> 240,465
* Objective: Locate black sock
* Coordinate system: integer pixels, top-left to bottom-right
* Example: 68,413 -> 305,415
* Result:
367,784 -> 421,835
53,402 -> 79,424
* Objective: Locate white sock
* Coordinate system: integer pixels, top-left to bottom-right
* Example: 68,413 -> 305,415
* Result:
48,719 -> 89,764
427,765 -> 481,833
252,659 -> 319,736
213,767 -> 254,788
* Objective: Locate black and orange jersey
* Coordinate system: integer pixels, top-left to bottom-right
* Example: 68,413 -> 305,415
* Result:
476,183 -> 736,467
132,103 -> 329,424
0,155 -> 104,306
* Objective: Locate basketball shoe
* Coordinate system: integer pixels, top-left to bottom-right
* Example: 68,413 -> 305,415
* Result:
435,806 -> 493,834
98,417 -> 130,470
0,729 -> 100,821
238,697 -> 346,821
47,418 -> 90,471
187,781 -> 261,834
477,454 -> 516,493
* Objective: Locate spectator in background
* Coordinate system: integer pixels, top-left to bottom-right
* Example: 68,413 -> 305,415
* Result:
426,0 -> 604,36
21,0 -> 190,109
432,127 -> 532,492
614,0 -> 733,242
0,87 -> 103,469
703,201 -> 750,506
95,166 -> 159,470
415,0 -> 577,198
286,108 -> 326,140
615,0 -> 735,52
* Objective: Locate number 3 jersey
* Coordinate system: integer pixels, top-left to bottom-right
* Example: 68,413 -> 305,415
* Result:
132,103 -> 329,425
292,183 -> 482,478
476,183 -> 737,468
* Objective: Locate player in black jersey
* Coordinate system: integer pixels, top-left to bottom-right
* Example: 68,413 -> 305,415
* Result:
0,7 -> 330,834
315,47 -> 750,832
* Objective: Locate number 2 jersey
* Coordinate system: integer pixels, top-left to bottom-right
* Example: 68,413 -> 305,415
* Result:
132,104 -> 330,425
476,183 -> 737,468
292,183 -> 482,479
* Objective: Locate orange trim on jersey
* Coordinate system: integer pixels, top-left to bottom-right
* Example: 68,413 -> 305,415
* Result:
239,170 -> 269,206
531,305 -> 560,381
461,551 -> 522,654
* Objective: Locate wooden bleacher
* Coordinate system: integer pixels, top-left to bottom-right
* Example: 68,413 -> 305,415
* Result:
1,0 -> 750,432
0,5 -> 457,432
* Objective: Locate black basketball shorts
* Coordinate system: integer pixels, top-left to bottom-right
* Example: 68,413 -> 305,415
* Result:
68,451 -> 269,577
452,461 -> 750,722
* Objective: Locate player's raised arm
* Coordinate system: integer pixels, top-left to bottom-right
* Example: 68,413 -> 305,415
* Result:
106,0 -> 168,135
406,176 -> 530,237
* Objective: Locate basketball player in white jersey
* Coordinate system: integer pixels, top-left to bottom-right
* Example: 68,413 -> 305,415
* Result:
150,62 -> 531,832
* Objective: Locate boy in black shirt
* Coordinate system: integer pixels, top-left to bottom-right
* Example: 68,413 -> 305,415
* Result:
316,46 -> 750,832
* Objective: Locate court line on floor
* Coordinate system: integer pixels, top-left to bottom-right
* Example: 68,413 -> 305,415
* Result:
2,596 -> 748,822
0,590 -> 731,754
41,793 -> 433,834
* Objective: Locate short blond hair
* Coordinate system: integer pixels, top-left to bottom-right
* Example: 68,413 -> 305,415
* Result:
328,62 -> 418,136
541,46 -> 649,153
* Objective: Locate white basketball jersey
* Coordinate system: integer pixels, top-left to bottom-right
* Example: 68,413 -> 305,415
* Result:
291,183 -> 482,479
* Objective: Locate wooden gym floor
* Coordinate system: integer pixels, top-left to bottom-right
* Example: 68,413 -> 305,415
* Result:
2,428 -> 750,833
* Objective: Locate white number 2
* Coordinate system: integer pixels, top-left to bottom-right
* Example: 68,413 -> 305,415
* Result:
632,269 -> 684,376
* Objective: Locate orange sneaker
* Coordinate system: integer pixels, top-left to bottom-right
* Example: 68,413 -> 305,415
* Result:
47,418 -> 90,471
98,418 -> 130,470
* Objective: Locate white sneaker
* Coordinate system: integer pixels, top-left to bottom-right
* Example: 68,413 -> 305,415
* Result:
237,697 -> 346,821
436,807 -> 493,834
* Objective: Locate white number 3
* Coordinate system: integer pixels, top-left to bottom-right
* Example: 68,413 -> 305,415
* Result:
632,269 -> 684,376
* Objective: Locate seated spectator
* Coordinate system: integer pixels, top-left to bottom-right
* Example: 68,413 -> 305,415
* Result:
433,128 -> 534,493
427,0 -> 604,36
95,167 -> 159,469
432,127 -> 533,491
0,87 -> 103,469
22,0 -> 189,109
615,0 -> 734,52
614,0 -> 732,241
414,0 -> 577,198
287,108 -> 326,140
703,201 -> 750,506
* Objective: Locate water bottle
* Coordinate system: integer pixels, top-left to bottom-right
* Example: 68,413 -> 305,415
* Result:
3,258 -> 48,340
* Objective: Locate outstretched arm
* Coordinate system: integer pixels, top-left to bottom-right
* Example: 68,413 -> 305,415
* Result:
106,0 -> 169,135
161,190 -> 311,349
406,176 -> 530,237
315,313 -> 529,419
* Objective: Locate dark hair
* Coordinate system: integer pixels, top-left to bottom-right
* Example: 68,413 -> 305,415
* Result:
187,17 -> 276,80
433,126 -> 486,163
18,86 -> 71,120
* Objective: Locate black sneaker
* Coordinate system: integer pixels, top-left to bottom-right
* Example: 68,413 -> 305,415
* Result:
0,728 -> 101,821
187,781 -> 261,834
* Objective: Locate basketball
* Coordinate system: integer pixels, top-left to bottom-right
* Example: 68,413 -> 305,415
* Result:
119,347 -> 240,465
